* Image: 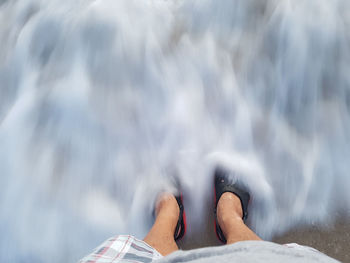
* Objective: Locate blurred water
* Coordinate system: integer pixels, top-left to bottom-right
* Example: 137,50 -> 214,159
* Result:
1,0 -> 350,262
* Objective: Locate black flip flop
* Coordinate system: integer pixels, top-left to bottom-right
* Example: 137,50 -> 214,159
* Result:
214,167 -> 250,243
174,194 -> 187,241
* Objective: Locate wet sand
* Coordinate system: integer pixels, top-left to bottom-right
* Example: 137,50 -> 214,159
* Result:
273,220 -> 350,263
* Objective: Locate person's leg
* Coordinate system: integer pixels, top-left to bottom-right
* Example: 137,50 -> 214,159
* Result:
217,192 -> 261,244
143,193 -> 179,256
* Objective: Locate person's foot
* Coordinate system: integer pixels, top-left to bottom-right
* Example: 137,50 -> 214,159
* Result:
143,193 -> 182,256
216,192 -> 244,239
214,167 -> 251,243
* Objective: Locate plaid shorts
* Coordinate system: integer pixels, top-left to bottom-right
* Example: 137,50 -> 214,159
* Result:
78,235 -> 163,263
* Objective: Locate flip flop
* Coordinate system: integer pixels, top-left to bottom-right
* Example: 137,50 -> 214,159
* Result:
214,167 -> 250,243
174,194 -> 187,241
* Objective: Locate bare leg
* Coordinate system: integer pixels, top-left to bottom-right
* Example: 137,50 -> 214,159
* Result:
217,192 -> 261,244
143,193 -> 179,256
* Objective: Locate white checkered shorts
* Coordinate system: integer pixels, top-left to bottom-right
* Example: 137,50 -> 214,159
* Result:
78,235 -> 163,263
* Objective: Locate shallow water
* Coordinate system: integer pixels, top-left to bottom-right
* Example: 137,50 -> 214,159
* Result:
1,0 -> 350,262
